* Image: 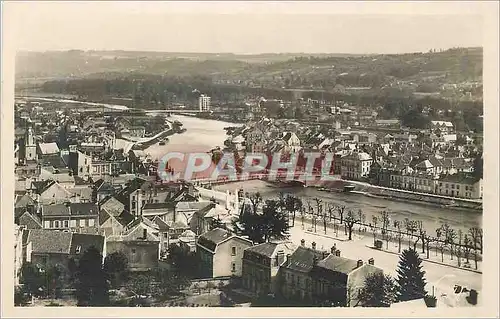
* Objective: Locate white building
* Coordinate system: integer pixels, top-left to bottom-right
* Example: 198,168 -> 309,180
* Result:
199,94 -> 211,112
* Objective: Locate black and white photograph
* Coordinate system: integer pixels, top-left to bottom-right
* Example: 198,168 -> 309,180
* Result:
1,1 -> 498,316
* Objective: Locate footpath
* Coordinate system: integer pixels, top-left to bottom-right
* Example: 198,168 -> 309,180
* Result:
295,218 -> 482,274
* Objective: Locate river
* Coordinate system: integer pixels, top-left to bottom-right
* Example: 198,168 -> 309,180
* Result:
144,115 -> 482,235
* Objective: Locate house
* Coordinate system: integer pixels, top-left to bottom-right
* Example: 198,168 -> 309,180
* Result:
175,201 -> 213,226
92,179 -> 117,202
196,228 -> 253,278
98,197 -> 134,237
152,216 -> 190,251
436,173 -> 483,199
242,242 -> 296,296
37,142 -> 64,167
310,254 -> 383,307
190,202 -> 231,236
18,211 -> 43,229
106,221 -> 161,272
142,202 -> 175,220
178,230 -> 197,253
431,121 -> 454,134
340,151 -> 373,181
115,177 -> 154,216
374,119 -> 400,128
24,229 -> 105,272
40,203 -> 99,233
33,180 -> 74,204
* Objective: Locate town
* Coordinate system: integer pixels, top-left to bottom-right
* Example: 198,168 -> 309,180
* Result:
12,45 -> 484,309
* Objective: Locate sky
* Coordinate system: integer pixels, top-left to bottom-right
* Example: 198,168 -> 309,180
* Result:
6,1 -> 486,54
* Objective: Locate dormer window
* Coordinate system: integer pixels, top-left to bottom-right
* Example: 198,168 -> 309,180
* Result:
76,245 -> 81,254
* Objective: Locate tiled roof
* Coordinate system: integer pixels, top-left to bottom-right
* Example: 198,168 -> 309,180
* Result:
70,203 -> 98,216
283,246 -> 325,273
315,254 -> 359,275
15,194 -> 35,208
27,229 -> 72,254
42,204 -> 69,217
19,211 -> 43,229
176,201 -> 212,211
440,173 -> 481,185
197,228 -> 234,252
69,233 -> 105,255
245,242 -> 278,258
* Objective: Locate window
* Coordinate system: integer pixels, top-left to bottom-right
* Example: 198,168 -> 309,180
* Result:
231,246 -> 236,256
131,248 -> 136,254
88,219 -> 95,227
70,220 -> 76,228
231,262 -> 236,272
79,219 -> 85,227
75,245 -> 82,254
54,220 -> 60,228
64,220 -> 69,228
44,221 -> 50,228
451,184 -> 455,189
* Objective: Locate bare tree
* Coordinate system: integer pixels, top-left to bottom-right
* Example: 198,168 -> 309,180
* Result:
416,221 -> 426,254
337,205 -> 346,225
394,220 -> 403,253
357,210 -> 366,234
380,211 -> 391,249
371,216 -> 379,242
344,210 -> 360,240
441,223 -> 456,260
468,227 -> 482,270
456,229 -> 463,267
285,195 -> 302,227
435,227 -> 446,263
404,218 -> 418,250
463,234 -> 472,264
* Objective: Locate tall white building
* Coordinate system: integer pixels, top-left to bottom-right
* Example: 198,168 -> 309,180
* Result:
199,94 -> 211,112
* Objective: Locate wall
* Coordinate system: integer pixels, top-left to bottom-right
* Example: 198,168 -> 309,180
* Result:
213,238 -> 252,278
106,241 -> 159,271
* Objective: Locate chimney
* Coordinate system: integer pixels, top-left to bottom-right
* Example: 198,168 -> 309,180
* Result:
300,239 -> 305,247
311,242 -> 316,250
322,252 -> 329,259
312,255 -> 318,265
286,254 -> 291,264
335,250 -> 341,257
357,260 -> 363,268
143,229 -> 147,239
368,258 -> 374,265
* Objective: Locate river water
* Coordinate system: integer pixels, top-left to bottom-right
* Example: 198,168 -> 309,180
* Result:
144,115 -> 482,235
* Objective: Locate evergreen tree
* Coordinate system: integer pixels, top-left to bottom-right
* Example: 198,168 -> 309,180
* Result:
358,272 -> 397,307
396,249 -> 428,302
75,246 -> 109,306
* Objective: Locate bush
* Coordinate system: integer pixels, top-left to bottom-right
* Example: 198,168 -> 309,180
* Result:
424,295 -> 437,307
374,240 -> 383,249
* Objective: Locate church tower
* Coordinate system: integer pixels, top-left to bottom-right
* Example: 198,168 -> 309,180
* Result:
24,127 -> 37,162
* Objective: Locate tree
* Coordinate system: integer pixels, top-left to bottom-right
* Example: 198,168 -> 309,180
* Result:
396,249 -> 427,302
75,246 -> 109,306
358,272 -> 397,307
209,216 -> 225,230
285,195 -> 302,227
394,220 -> 403,253
371,216 -> 379,242
440,223 -> 456,260
103,251 -> 129,289
468,227 -> 482,270
404,218 -> 418,250
415,221 -> 427,254
337,205 -> 346,224
261,199 -> 290,242
463,234 -> 472,264
19,262 -> 44,297
380,211 -> 391,249
153,268 -> 190,298
237,199 -> 290,243
344,210 -> 360,240
472,153 -> 483,179
435,228 -> 446,262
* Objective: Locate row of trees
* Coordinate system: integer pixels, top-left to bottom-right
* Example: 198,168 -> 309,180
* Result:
228,192 -> 482,270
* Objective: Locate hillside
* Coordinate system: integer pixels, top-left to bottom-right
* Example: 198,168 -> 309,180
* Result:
16,48 -> 482,94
